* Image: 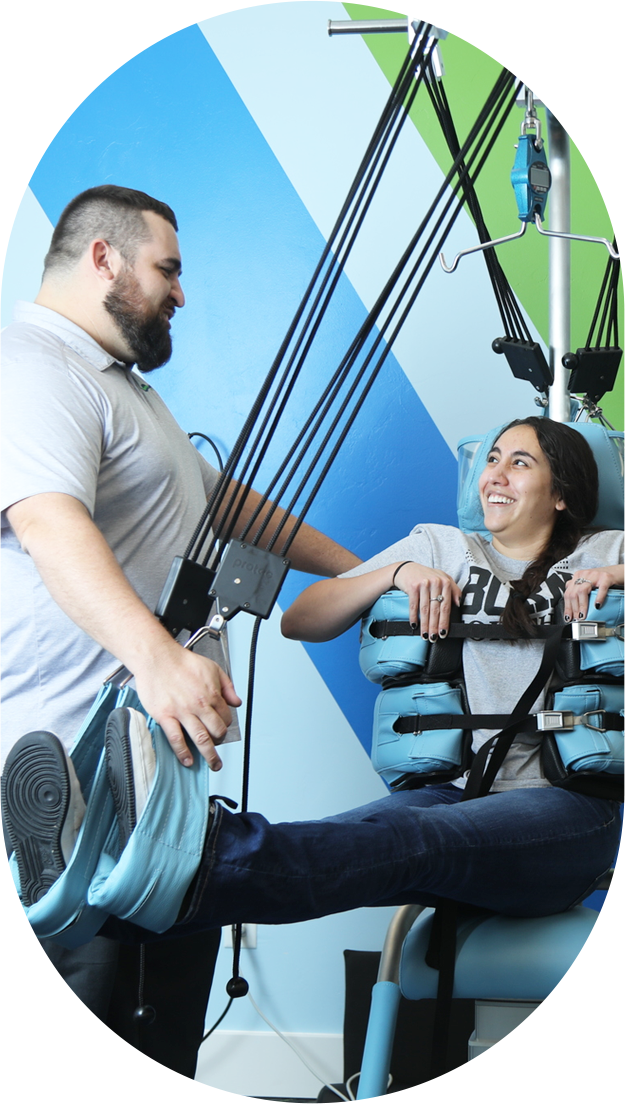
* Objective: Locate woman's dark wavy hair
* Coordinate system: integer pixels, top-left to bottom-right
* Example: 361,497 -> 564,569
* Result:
494,417 -> 599,635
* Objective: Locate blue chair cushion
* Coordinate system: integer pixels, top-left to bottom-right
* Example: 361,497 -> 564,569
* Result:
400,906 -> 598,1000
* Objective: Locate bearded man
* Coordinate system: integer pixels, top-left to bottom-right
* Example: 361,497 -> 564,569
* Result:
1,185 -> 360,1077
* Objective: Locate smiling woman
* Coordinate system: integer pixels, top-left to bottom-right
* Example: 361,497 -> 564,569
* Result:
281,416 -> 623,780
479,424 -> 567,559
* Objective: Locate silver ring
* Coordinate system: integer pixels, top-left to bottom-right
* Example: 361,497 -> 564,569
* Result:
574,578 -> 591,585
432,595 -> 444,603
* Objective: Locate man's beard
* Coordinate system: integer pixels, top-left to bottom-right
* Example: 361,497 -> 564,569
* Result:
104,268 -> 173,372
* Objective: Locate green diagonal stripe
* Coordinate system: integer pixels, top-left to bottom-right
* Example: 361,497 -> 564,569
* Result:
344,4 -> 623,428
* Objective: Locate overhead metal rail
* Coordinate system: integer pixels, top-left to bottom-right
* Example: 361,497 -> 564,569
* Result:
331,10 -> 622,34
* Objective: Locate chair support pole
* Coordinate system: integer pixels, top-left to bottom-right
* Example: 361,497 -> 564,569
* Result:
546,110 -> 571,422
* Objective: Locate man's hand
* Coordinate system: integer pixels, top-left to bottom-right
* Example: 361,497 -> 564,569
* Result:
6,491 -> 241,769
132,641 -> 242,769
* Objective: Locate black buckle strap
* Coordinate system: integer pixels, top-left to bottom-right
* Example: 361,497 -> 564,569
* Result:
394,712 -> 520,734
461,624 -> 567,801
393,709 -> 623,736
370,619 -> 563,641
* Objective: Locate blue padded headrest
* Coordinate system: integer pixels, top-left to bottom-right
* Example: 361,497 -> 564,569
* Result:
457,421 -> 624,537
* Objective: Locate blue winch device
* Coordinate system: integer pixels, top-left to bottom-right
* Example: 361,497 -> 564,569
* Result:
510,127 -> 551,222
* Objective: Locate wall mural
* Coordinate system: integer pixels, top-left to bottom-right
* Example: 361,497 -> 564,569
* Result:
2,2 -> 621,1099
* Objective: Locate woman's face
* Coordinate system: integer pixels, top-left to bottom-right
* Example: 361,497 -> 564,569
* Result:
478,425 -> 566,553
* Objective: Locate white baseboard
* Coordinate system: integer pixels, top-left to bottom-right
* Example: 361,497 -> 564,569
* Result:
191,1028 -> 625,1090
195,1029 -> 344,1098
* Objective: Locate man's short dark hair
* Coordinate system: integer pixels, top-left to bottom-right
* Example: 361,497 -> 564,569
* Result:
43,185 -> 178,278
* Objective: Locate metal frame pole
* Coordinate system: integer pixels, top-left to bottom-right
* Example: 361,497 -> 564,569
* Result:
546,111 -> 572,422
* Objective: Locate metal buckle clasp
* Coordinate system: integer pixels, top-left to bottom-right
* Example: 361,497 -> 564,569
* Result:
571,621 -> 603,641
571,621 -> 624,641
536,709 -> 607,733
536,711 -> 575,731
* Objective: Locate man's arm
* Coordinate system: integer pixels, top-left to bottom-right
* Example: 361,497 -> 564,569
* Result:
7,486 -> 360,769
6,492 -> 241,770
216,482 -> 362,576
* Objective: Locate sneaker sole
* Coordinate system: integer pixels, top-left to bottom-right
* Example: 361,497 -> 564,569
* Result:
104,709 -> 137,852
1,732 -> 70,906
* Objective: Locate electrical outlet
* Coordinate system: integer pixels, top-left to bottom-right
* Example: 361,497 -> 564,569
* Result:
223,923 -> 257,949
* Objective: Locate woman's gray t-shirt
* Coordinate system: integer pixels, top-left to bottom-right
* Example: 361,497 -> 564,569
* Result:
343,524 -> 623,791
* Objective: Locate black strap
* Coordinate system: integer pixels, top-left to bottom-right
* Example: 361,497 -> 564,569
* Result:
394,711 -> 623,735
395,712 -> 518,731
425,625 -> 567,1076
369,619 -> 561,641
461,624 -> 567,800
425,900 -> 459,1079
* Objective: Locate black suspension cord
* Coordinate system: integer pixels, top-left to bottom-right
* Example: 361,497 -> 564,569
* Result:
271,73 -> 521,554
208,66 -> 519,560
585,243 -> 620,349
223,616 -> 263,1005
565,240 -> 621,406
424,64 -> 532,342
183,27 -> 438,565
169,53 -> 523,608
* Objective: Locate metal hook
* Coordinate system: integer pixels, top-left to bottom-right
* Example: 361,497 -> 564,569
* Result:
439,221 -> 527,273
184,616 -> 226,650
533,214 -> 619,259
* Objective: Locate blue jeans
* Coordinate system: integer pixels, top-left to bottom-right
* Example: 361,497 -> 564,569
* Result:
167,784 -> 620,936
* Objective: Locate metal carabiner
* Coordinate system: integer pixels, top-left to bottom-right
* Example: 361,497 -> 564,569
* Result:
578,710 -> 608,733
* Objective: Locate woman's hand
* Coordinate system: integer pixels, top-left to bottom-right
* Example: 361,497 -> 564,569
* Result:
563,565 -> 624,622
392,562 -> 462,640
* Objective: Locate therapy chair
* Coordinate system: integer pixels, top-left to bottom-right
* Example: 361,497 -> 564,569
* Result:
356,420 -> 623,1098
356,870 -> 612,1098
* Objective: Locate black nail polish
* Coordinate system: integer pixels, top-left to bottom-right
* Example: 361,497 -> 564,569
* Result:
422,632 -> 428,640
564,615 -> 570,622
439,629 -> 447,638
431,633 -> 438,642
579,613 -> 585,619
595,603 -> 602,610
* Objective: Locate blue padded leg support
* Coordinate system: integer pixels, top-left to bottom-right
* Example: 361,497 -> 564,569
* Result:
357,980 -> 401,1100
87,719 -> 212,932
8,683 -> 140,948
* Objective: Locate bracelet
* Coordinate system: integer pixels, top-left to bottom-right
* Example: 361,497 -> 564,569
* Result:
392,561 -> 414,588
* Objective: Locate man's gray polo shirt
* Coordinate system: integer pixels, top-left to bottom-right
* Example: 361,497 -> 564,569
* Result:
1,302 -> 236,762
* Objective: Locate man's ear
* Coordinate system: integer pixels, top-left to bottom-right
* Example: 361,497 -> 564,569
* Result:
89,238 -> 123,282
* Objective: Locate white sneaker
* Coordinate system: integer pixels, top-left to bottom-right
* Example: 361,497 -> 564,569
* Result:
104,707 -> 156,851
